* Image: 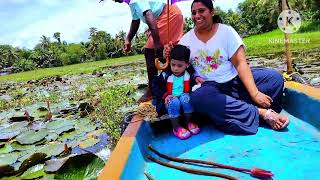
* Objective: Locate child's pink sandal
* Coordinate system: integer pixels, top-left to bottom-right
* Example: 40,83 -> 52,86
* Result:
187,122 -> 200,135
173,127 -> 191,140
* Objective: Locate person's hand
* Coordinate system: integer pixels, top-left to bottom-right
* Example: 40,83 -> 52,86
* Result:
252,91 -> 273,108
163,41 -> 173,59
165,95 -> 175,104
195,77 -> 205,84
124,39 -> 131,53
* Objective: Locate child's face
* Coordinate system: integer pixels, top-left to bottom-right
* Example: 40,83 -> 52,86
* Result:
170,59 -> 188,76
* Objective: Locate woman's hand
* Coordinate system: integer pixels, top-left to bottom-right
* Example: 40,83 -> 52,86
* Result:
195,77 -> 205,84
252,91 -> 273,108
124,39 -> 131,53
165,95 -> 175,104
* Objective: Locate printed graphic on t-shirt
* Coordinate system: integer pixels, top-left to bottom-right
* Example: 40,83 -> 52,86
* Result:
192,49 -> 223,74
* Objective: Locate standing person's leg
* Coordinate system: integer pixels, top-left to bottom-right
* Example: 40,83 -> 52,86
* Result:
139,48 -> 158,102
179,93 -> 200,134
166,97 -> 191,139
191,82 -> 259,135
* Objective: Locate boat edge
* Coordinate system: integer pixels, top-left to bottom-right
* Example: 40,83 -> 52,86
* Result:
98,82 -> 319,179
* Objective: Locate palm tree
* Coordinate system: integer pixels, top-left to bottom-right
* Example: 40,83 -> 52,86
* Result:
0,49 -> 5,68
89,27 -> 98,39
4,48 -> 19,67
88,40 -> 98,58
53,32 -> 61,44
40,35 -> 51,50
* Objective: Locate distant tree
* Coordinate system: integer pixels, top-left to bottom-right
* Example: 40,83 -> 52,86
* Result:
184,17 -> 194,33
132,32 -> 146,54
89,27 -> 98,39
53,32 -> 61,44
3,48 -> 19,67
40,35 -> 51,50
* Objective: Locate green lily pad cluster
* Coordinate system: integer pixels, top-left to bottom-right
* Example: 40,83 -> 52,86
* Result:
0,117 -> 108,179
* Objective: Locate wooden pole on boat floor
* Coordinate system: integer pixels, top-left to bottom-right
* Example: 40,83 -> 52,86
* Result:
282,0 -> 293,74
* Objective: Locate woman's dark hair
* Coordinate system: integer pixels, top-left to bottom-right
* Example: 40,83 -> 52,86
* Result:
191,0 -> 223,24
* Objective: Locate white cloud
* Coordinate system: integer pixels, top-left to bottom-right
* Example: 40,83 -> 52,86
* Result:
1,0 -> 243,49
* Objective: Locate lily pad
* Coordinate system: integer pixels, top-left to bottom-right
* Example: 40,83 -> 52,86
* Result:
0,152 -> 20,166
86,129 -> 105,138
0,144 -> 14,154
55,125 -> 74,135
16,129 -> 48,145
57,130 -> 79,142
46,119 -> 74,130
54,154 -> 104,180
44,154 -> 77,173
41,174 -> 55,180
79,138 -> 100,149
18,147 -> 39,163
29,121 -> 47,131
45,132 -> 59,142
74,118 -> 91,128
0,121 -> 28,141
37,142 -> 64,158
18,153 -> 47,173
75,122 -> 97,133
11,142 -> 36,151
83,157 -> 105,180
72,134 -> 109,155
21,164 -> 46,180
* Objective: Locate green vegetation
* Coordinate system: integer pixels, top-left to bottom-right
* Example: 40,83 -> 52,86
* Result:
0,55 -> 143,82
244,29 -> 320,55
0,28 -> 146,73
92,85 -> 136,144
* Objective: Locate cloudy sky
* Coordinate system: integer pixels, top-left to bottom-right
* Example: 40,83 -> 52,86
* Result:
0,0 -> 244,49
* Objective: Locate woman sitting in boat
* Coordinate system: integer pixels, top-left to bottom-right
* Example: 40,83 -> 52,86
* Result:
176,0 -> 289,134
152,45 -> 200,140
112,0 -> 184,102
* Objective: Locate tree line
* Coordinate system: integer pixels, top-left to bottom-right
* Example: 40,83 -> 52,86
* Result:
1,0 -> 319,73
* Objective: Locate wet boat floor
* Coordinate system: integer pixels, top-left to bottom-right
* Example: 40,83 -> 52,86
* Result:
139,110 -> 320,180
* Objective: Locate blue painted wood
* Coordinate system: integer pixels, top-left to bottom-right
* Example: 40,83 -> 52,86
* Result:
121,88 -> 320,180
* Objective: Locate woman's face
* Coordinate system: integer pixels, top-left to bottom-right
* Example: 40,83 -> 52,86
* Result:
191,2 -> 213,30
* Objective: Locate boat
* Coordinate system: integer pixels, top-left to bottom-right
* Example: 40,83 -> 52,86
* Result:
98,81 -> 320,180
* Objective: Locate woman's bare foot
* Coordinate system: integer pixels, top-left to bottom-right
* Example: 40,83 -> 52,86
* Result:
258,109 -> 289,130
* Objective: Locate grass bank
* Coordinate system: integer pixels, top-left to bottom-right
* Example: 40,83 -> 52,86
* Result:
244,29 -> 320,55
0,55 -> 143,82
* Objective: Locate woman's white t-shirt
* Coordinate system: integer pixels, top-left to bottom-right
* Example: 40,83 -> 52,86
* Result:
179,23 -> 244,83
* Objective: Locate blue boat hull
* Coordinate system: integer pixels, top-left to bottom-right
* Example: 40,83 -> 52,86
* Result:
100,83 -> 320,180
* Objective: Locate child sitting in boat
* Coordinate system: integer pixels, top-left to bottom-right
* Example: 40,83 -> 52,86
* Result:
152,45 -> 200,140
